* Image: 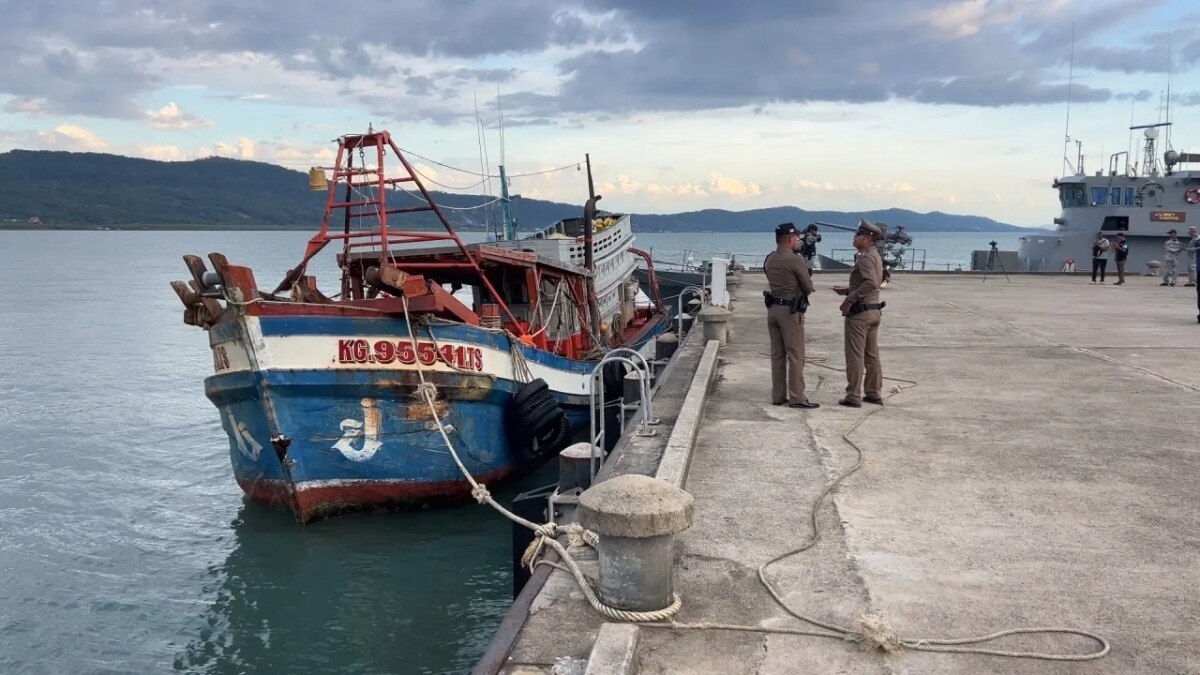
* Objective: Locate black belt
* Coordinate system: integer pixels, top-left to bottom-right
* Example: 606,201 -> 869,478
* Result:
768,296 -> 792,306
849,301 -> 884,315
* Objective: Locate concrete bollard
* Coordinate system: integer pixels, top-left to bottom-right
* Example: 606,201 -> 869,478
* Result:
1147,260 -> 1162,277
654,333 -> 678,360
622,370 -> 653,406
698,305 -> 733,345
679,312 -> 694,334
651,358 -> 668,380
559,442 -> 596,492
578,474 -> 694,612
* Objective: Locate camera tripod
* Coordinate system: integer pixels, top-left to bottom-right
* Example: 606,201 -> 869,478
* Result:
981,240 -> 1010,283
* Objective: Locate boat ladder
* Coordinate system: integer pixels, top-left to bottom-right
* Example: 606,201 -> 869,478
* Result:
587,350 -> 658,481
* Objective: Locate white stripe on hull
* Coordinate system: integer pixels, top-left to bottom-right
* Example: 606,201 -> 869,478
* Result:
209,317 -> 658,395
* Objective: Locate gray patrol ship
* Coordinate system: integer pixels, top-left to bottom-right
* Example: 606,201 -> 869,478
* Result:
1018,122 -> 1200,273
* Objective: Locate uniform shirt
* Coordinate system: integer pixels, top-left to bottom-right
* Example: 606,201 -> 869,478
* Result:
1114,240 -> 1129,262
763,246 -> 814,300
1164,238 -> 1182,259
847,247 -> 883,305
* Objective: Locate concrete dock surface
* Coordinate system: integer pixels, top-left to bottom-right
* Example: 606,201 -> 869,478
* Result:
503,273 -> 1200,674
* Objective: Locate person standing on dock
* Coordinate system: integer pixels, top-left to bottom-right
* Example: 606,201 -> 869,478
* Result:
763,222 -> 818,408
1161,229 -> 1182,287
1185,227 -> 1198,288
1090,233 -> 1110,284
800,224 -> 821,266
833,220 -> 885,408
1112,234 -> 1129,286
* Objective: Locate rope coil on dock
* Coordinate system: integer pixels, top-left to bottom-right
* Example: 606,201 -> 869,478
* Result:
651,344 -> 1110,662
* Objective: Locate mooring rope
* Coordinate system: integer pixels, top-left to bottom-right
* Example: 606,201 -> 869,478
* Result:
652,346 -> 1109,662
400,298 -> 681,623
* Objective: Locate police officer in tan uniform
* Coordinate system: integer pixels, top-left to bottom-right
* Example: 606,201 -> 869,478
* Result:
833,219 -> 885,408
763,222 -> 818,408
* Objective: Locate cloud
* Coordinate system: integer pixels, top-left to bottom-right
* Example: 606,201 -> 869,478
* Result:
0,45 -> 155,118
903,73 -> 1112,106
500,0 -> 1170,117
598,173 -> 709,199
0,0 -> 1189,124
788,178 -> 916,195
139,144 -> 186,161
37,124 -> 108,151
144,102 -> 212,130
199,137 -> 257,160
441,67 -> 521,83
3,98 -> 49,115
708,172 -> 761,197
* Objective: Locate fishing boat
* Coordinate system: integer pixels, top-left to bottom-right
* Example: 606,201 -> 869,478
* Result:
171,129 -> 670,522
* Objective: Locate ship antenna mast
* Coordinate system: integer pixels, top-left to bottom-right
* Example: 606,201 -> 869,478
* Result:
1062,22 -> 1076,176
1165,29 -> 1173,150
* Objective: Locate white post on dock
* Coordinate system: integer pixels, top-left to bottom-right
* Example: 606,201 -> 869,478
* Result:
709,257 -> 730,309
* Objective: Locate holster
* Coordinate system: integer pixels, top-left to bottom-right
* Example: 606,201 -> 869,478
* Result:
763,291 -> 809,314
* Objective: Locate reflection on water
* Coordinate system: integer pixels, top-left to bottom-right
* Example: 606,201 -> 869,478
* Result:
174,502 -> 516,675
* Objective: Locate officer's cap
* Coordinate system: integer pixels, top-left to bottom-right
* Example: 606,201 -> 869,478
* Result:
855,218 -> 882,238
775,222 -> 799,237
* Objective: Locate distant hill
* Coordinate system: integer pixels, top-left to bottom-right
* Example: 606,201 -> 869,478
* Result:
0,150 -> 1038,232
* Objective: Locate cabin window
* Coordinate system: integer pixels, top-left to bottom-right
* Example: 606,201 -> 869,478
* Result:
1110,188 -> 1121,206
1101,216 -> 1129,231
1090,186 -> 1109,206
1124,187 -> 1135,206
1060,185 -> 1087,207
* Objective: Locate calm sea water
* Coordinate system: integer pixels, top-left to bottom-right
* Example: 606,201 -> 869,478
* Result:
0,229 -> 1017,674
632,230 -> 1024,271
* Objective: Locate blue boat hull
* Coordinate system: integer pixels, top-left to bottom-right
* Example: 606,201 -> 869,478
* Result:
203,313 -> 668,520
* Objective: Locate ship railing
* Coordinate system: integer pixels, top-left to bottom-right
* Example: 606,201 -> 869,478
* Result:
588,354 -> 657,481
677,286 -> 706,335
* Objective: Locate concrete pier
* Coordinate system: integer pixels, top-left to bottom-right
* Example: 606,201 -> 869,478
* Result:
486,273 -> 1200,674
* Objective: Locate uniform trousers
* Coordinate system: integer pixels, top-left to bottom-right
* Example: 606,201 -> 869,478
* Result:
767,304 -> 806,404
844,310 -> 882,403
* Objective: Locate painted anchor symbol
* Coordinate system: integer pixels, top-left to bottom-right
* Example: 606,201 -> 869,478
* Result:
225,406 -> 263,460
333,398 -> 383,462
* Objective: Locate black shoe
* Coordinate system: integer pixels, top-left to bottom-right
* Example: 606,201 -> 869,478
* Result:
1161,282 -> 1169,286
789,401 -> 820,409
1186,283 -> 1197,287
863,397 -> 884,405
772,400 -> 785,406
838,398 -> 862,408
1170,283 -> 1177,287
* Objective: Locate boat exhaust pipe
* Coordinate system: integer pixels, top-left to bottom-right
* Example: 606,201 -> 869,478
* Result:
583,153 -> 604,344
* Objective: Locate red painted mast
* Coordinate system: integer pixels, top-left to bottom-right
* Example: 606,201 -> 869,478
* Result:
285,129 -> 526,334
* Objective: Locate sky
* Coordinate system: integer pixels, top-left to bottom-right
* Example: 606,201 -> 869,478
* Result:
1,0 -> 1198,227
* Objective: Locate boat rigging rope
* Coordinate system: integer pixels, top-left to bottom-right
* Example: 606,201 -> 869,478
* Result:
396,145 -> 581,180
395,186 -> 505,211
652,351 -> 1109,662
530,280 -> 566,339
400,297 -> 682,623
